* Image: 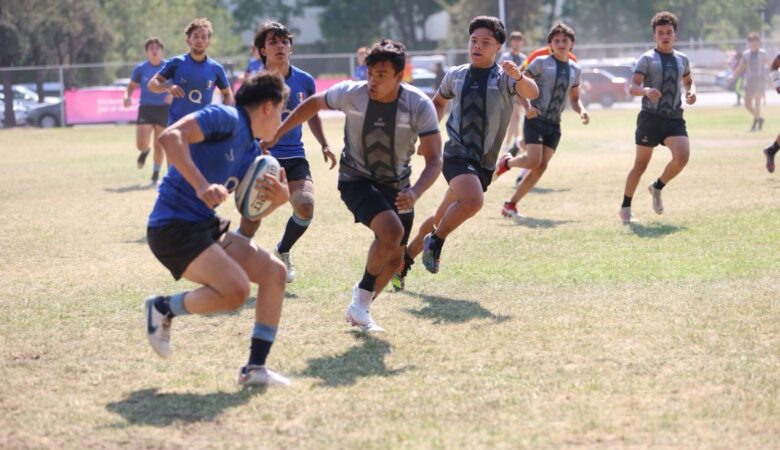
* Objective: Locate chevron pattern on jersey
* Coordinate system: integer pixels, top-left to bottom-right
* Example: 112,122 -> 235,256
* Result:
545,62 -> 570,122
461,89 -> 486,154
364,127 -> 396,180
658,54 -> 679,115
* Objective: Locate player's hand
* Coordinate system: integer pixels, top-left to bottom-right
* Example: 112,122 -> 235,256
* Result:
259,167 -> 290,207
322,145 -> 337,170
500,60 -> 522,80
580,111 -> 590,125
168,85 -> 185,98
643,88 -> 662,102
197,183 -> 229,208
525,106 -> 540,119
259,137 -> 278,155
685,91 -> 697,105
395,188 -> 418,212
123,97 -> 132,108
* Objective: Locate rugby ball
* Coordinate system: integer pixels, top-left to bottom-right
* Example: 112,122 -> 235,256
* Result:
234,155 -> 281,220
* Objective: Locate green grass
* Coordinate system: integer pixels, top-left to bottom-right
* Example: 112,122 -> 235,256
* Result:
1,107 -> 779,449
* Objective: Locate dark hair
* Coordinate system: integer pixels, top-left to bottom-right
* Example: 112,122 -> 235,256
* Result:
468,16 -> 506,44
509,31 -> 524,41
235,71 -> 289,108
254,21 -> 294,64
144,37 -> 164,51
747,32 -> 761,42
651,11 -> 678,32
185,18 -> 213,37
365,39 -> 406,74
546,23 -> 575,43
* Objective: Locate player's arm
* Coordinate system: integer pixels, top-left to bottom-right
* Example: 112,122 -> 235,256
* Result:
772,55 -> 780,71
431,91 -> 450,122
306,113 -> 336,169
771,56 -> 780,94
516,71 -> 534,112
264,93 -> 329,150
396,132 -> 443,211
220,87 -> 234,106
124,81 -> 138,107
158,116 -> 228,208
730,58 -> 746,79
501,60 -> 539,100
568,85 -> 589,125
629,72 -> 661,102
683,72 -> 696,105
149,74 -> 184,97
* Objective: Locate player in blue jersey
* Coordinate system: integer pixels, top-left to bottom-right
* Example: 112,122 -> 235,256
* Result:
264,40 -> 443,332
353,47 -> 368,81
399,16 -> 537,279
144,72 -> 293,387
148,18 -> 233,125
238,21 -> 335,283
619,12 -> 696,224
124,37 -> 171,184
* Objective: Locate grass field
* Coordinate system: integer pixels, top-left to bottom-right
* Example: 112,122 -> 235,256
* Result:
1,106 -> 779,449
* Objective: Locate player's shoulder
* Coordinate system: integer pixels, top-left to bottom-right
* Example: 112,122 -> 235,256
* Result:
400,83 -> 432,103
673,49 -> 689,59
199,104 -> 239,122
446,64 -> 470,77
569,59 -> 582,71
290,65 -> 315,82
205,56 -> 226,70
638,48 -> 656,59
169,54 -> 187,64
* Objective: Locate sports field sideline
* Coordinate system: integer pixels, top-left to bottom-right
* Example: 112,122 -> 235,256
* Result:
1,106 -> 779,448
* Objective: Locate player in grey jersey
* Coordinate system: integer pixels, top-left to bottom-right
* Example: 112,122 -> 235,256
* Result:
396,16 -> 537,285
263,40 -> 442,332
730,33 -> 771,131
761,51 -> 780,173
499,31 -> 528,151
493,23 -> 589,220
619,11 -> 696,224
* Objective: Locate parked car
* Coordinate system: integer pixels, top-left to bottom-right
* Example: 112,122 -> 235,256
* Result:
0,101 -> 28,128
26,102 -> 63,128
410,67 -> 439,98
588,64 -> 634,81
21,82 -> 64,100
2,85 -> 59,108
580,68 -> 631,108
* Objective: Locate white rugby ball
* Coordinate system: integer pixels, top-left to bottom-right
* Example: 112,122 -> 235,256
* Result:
235,155 -> 280,220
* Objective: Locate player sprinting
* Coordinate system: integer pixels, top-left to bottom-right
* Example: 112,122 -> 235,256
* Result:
493,23 -> 589,219
148,18 -> 233,125
124,37 -> 170,185
618,11 -> 696,224
730,33 -> 771,131
395,16 -> 538,287
264,40 -> 442,332
144,72 -> 293,387
762,51 -> 780,173
238,21 -> 336,283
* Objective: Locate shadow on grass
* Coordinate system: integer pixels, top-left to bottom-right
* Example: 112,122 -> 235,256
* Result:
530,186 -> 571,195
627,222 -> 686,238
106,387 -> 261,426
299,335 -> 409,387
403,291 -> 511,325
123,235 -> 147,245
104,183 -> 156,193
513,216 -> 574,229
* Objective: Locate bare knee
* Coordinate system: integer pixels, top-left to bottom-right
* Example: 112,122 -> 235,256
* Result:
375,220 -> 404,250
222,277 -> 251,311
295,202 -> 314,221
459,194 -> 484,216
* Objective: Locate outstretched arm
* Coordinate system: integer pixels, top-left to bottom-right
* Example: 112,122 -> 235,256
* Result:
263,93 -> 329,151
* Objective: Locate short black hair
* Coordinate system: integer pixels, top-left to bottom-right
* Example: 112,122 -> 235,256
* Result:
235,71 -> 289,109
509,31 -> 524,42
365,39 -> 406,74
747,32 -> 761,42
254,21 -> 294,64
546,23 -> 575,43
145,37 -> 164,51
651,11 -> 678,32
468,16 -> 506,45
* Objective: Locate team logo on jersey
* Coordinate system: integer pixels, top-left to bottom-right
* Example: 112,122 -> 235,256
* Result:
225,148 -> 235,161
189,89 -> 203,104
374,117 -> 386,127
298,92 -> 306,103
399,112 -> 410,124
207,80 -> 214,89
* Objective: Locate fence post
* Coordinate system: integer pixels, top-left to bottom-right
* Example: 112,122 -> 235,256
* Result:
58,66 -> 65,126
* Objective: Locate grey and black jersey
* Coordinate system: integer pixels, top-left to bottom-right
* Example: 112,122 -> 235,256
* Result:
438,63 -> 518,170
634,48 -> 691,118
742,48 -> 770,89
499,51 -> 527,68
325,81 -> 440,189
526,55 -> 581,123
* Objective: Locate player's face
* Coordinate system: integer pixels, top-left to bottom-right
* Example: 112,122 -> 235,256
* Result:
367,60 -> 402,102
187,28 -> 211,55
469,28 -> 502,68
550,34 -> 572,58
653,25 -> 676,51
510,38 -> 523,53
262,33 -> 292,66
146,43 -> 163,62
357,49 -> 367,65
748,39 -> 760,52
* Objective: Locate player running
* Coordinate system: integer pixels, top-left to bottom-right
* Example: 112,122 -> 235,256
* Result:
761,50 -> 780,173
730,33 -> 771,131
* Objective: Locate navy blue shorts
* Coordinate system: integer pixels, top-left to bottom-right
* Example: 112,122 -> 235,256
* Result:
147,216 -> 230,280
523,117 -> 562,150
635,111 -> 687,147
137,104 -> 169,128
442,157 -> 493,192
277,157 -> 312,182
338,178 -> 414,246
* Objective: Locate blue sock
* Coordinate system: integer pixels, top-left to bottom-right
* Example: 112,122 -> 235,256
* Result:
248,322 -> 277,366
169,292 -> 189,316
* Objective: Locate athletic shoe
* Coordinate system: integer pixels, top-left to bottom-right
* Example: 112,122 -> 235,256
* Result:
763,147 -> 775,173
274,245 -> 295,283
391,255 -> 414,291
151,171 -> 160,185
345,284 -> 384,332
619,207 -> 637,224
648,184 -> 664,215
421,233 -> 442,274
144,296 -> 171,358
493,154 -> 511,180
501,201 -> 518,219
238,365 -> 291,387
137,149 -> 150,169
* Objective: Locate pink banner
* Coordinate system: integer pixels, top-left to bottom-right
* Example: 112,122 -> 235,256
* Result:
64,88 -> 140,125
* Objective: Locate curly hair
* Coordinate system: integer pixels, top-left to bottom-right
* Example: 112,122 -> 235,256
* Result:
651,11 -> 678,32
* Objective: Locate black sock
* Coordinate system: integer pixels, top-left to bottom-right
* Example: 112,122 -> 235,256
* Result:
154,296 -> 174,318
277,216 -> 309,253
769,141 -> 780,156
248,338 -> 273,367
621,196 -> 632,208
653,178 -> 666,190
431,232 -> 444,245
404,249 -> 414,267
358,267 -> 377,292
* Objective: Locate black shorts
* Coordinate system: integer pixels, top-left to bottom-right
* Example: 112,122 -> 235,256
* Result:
523,118 -> 562,150
635,111 -> 687,147
147,216 -> 230,280
338,178 -> 414,246
278,157 -> 312,182
137,104 -> 170,127
442,157 -> 493,192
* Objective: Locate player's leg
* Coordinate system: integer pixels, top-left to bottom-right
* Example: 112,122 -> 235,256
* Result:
505,146 -> 555,216
763,134 -> 779,173
745,93 -> 759,130
406,187 -> 458,260
646,135 -> 689,215
503,101 -> 521,149
150,124 -> 165,183
500,142 -> 543,217
135,123 -> 153,169
620,145 -> 654,223
275,175 -> 314,282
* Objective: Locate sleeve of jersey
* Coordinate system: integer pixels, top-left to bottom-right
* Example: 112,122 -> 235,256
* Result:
682,56 -> 691,77
324,82 -> 349,110
158,59 -> 178,80
131,65 -> 142,83
633,55 -> 649,76
416,99 -> 440,137
237,141 -> 261,179
194,106 -> 235,142
215,65 -> 229,89
438,70 -> 455,99
305,73 -> 316,96
573,66 -> 582,88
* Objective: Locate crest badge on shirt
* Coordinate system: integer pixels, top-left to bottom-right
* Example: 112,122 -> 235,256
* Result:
399,112 -> 410,125
298,92 -> 306,103
207,80 -> 214,89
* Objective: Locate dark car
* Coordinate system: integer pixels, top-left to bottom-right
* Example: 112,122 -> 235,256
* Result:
580,68 -> 631,108
26,102 -> 63,128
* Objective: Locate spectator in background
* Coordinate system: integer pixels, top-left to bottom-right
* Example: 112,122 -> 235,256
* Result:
353,47 -> 368,80
245,45 -> 264,77
500,31 -> 528,153
730,33 -> 771,131
124,37 -> 171,185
